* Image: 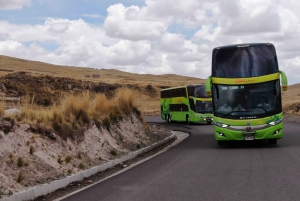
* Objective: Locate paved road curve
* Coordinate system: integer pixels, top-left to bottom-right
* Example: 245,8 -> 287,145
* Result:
60,117 -> 300,201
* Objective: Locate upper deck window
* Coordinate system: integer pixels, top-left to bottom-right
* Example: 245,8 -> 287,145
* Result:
188,85 -> 211,98
212,44 -> 279,78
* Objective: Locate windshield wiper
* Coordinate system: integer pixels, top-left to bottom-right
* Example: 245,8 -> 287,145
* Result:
221,110 -> 248,118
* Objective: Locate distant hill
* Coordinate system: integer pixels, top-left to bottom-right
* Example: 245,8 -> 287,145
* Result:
0,55 -> 205,115
0,55 -> 204,87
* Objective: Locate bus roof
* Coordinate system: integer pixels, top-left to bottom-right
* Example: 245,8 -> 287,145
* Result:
160,84 -> 204,91
212,43 -> 279,78
213,42 -> 274,50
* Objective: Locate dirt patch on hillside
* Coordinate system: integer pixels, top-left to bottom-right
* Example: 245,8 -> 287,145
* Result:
283,102 -> 300,116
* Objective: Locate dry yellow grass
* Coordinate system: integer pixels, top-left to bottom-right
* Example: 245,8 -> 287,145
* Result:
7,88 -> 140,140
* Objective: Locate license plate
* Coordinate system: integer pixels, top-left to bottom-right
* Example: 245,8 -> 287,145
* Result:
244,135 -> 254,140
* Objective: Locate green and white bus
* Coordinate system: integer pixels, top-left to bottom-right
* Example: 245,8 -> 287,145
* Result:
161,85 -> 213,124
206,43 -> 288,145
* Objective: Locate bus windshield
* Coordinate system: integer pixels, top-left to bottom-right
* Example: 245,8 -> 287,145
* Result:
213,80 -> 281,119
193,85 -> 210,98
212,44 -> 279,78
195,100 -> 213,113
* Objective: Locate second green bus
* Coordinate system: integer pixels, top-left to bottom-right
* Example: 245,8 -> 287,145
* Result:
161,85 -> 213,124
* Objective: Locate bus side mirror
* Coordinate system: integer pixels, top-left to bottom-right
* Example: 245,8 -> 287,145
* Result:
280,71 -> 288,91
205,76 -> 212,96
282,85 -> 287,91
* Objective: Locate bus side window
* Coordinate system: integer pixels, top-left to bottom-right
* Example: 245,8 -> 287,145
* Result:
187,87 -> 194,96
189,98 -> 195,110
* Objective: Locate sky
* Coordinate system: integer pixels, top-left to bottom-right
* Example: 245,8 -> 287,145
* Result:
0,0 -> 300,85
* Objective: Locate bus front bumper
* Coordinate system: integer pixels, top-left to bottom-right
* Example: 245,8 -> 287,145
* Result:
215,122 -> 283,141
194,114 -> 213,123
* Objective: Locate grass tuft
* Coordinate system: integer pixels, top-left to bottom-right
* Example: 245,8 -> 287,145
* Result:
17,171 -> 24,183
78,163 -> 85,169
29,146 -> 34,155
17,157 -> 24,167
65,156 -> 72,164
110,150 -> 117,156
57,156 -> 63,164
9,153 -> 14,163
9,88 -> 137,141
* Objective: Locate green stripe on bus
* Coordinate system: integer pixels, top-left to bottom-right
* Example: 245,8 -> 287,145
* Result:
211,73 -> 280,85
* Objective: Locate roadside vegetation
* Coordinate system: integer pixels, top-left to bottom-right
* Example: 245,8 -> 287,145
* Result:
1,88 -> 142,141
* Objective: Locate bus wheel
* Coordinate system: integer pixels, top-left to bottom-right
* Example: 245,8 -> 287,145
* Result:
167,115 -> 171,123
186,116 -> 190,124
268,139 -> 277,145
218,141 -> 226,145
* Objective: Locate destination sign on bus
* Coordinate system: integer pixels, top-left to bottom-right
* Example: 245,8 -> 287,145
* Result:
221,86 -> 244,90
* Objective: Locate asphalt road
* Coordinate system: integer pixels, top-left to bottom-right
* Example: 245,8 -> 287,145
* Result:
60,117 -> 300,201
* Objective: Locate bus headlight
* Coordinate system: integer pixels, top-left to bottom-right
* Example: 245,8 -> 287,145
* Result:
215,122 -> 229,128
268,118 -> 283,126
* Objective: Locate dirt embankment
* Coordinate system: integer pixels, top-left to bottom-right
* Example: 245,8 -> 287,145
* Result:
0,72 -> 173,198
0,112 -> 172,198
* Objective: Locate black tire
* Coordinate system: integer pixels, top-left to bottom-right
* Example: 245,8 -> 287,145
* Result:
268,139 -> 277,145
186,116 -> 190,125
165,114 -> 168,122
167,114 -> 171,123
218,141 -> 226,145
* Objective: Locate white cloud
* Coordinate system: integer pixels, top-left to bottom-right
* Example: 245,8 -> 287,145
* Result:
1,0 -> 300,85
0,40 -> 28,57
106,40 -> 151,65
48,22 -> 70,33
158,33 -> 186,53
193,24 -> 221,42
104,4 -> 167,41
80,14 -> 103,19
0,0 -> 30,10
